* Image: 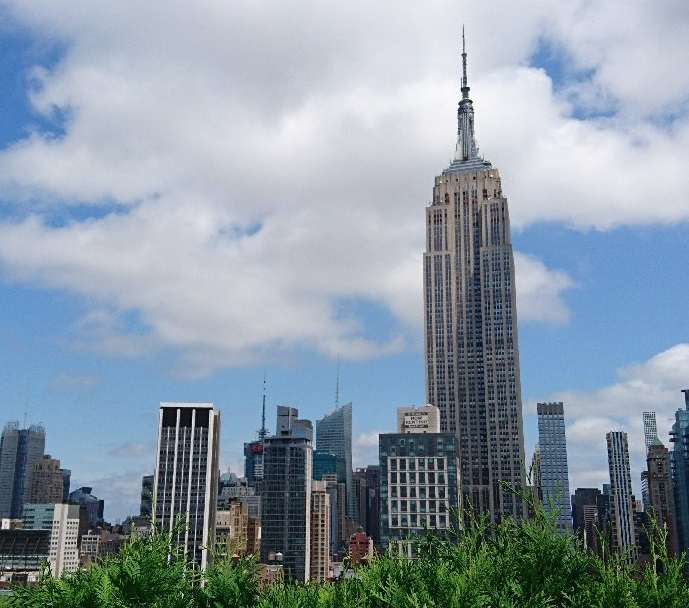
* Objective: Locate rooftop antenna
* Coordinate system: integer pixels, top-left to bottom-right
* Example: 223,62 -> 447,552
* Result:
23,398 -> 28,428
335,355 -> 340,408
258,372 -> 268,440
461,25 -> 469,98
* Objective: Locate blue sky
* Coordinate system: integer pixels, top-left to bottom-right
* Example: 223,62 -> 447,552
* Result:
1,1 -> 688,521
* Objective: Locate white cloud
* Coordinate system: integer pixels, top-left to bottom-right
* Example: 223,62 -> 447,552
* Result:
0,1 -> 687,372
528,343 -> 689,495
353,430 -> 384,469
515,252 -> 575,324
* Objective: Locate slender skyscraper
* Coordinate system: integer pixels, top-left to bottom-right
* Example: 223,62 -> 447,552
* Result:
606,431 -> 636,562
153,402 -> 220,570
316,402 -> 354,519
424,33 -> 526,523
641,411 -> 658,511
536,402 -> 571,531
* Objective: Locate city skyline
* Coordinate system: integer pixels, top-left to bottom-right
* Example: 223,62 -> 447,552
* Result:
1,2 -> 689,521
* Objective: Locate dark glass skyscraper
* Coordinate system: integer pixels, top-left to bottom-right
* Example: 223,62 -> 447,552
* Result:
670,389 -> 689,555
537,402 -> 572,531
261,407 -> 313,583
423,35 -> 526,523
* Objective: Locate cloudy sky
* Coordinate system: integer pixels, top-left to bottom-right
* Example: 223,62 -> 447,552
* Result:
1,1 -> 688,521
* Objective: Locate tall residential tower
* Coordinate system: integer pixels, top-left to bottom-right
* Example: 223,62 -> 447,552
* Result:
606,431 -> 636,562
423,34 -> 526,523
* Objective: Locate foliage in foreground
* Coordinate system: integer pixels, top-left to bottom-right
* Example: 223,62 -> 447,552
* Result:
4,505 -> 689,608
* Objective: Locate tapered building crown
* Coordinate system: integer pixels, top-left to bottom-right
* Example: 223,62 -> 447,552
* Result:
448,30 -> 491,174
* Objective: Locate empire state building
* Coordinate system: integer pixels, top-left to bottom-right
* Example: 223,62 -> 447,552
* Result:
424,36 -> 527,523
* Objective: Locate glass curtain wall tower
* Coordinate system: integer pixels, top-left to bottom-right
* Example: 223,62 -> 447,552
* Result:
316,402 -> 355,519
423,33 -> 527,523
0,422 -> 46,518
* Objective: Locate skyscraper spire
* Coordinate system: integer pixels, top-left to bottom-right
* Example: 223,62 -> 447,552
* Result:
454,28 -> 478,162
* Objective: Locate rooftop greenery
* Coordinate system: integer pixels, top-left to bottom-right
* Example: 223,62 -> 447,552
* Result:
4,502 -> 688,607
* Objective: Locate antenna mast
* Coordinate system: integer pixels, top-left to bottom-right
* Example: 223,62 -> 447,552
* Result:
258,372 -> 267,440
335,356 -> 340,408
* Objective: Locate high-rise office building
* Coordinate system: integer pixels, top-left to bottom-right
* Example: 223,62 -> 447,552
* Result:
153,402 -> 220,570
379,433 -> 460,554
606,431 -> 636,562
537,402 -> 572,531
316,403 -> 354,519
670,389 -> 689,555
0,422 -> 46,518
260,406 -> 313,582
423,34 -> 526,524
26,455 -> 64,505
646,438 -> 678,557
379,406 -> 460,554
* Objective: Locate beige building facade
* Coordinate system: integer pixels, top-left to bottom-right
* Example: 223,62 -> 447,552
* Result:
310,480 -> 330,582
423,37 -> 526,523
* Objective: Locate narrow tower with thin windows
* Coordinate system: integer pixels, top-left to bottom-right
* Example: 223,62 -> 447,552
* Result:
424,32 -> 527,523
